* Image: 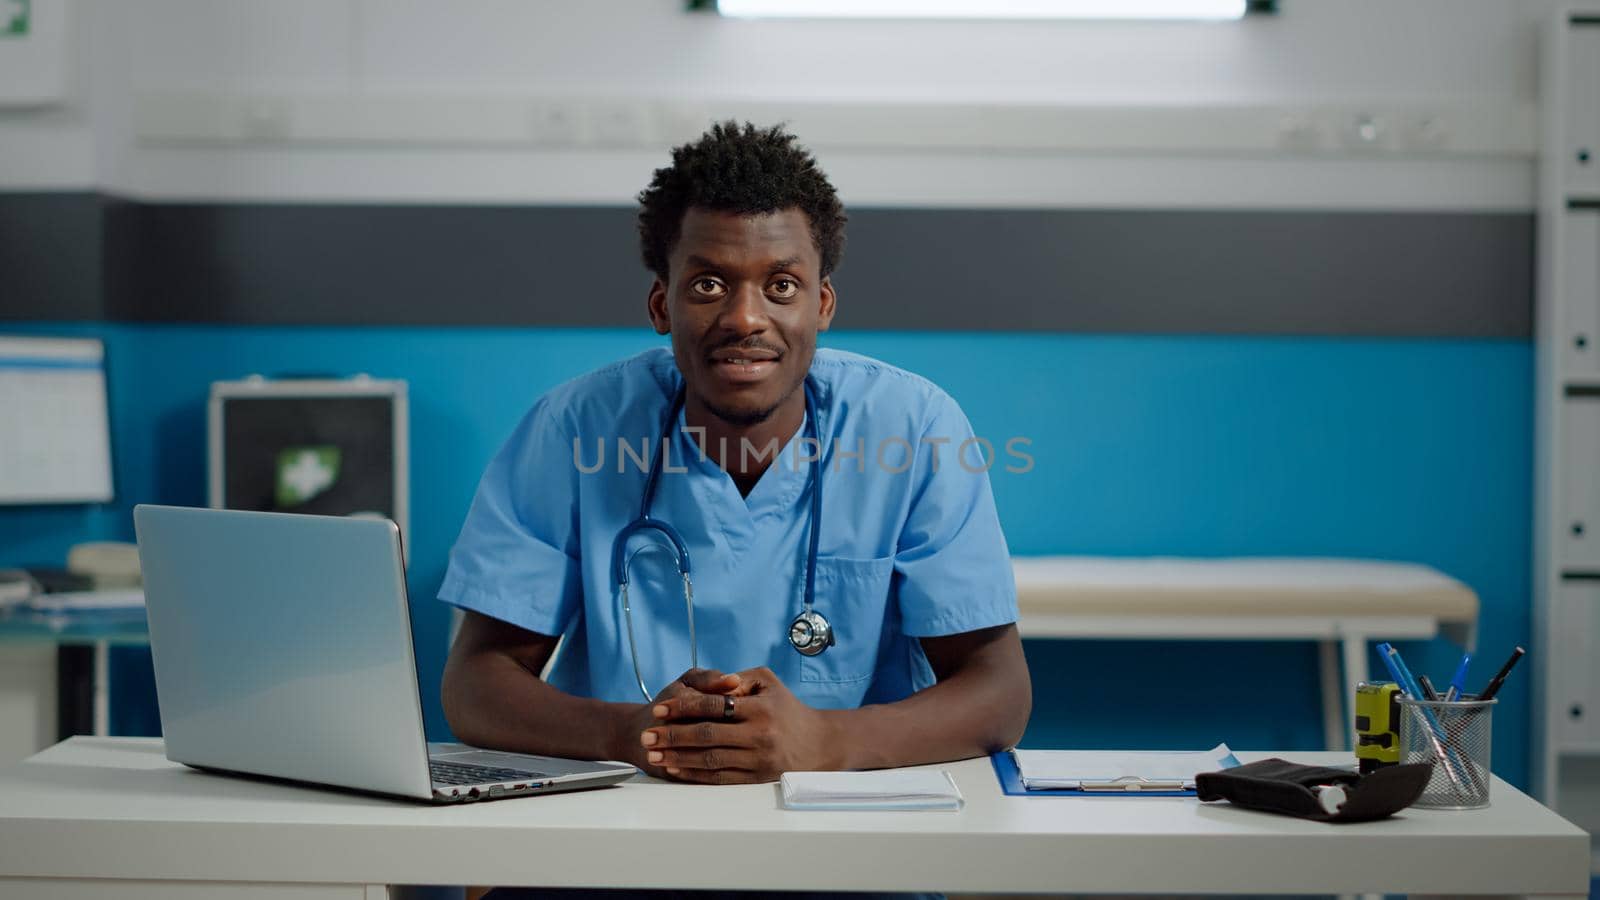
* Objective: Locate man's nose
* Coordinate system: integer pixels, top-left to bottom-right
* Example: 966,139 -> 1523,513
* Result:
717,283 -> 769,335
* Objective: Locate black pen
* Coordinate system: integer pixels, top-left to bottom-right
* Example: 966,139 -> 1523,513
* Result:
1417,673 -> 1441,702
1477,646 -> 1526,702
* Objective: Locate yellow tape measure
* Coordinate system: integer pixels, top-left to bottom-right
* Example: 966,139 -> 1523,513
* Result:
1354,680 -> 1402,772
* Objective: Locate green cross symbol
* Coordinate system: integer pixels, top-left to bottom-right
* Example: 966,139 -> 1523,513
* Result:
4,0 -> 29,37
276,446 -> 342,507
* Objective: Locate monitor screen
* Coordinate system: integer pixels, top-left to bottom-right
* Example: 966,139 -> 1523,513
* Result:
218,394 -> 396,522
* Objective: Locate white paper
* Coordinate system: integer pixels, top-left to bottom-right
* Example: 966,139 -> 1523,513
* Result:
25,589 -> 145,611
0,571 -> 32,607
0,337 -> 113,504
781,769 -> 963,810
1011,743 -> 1236,790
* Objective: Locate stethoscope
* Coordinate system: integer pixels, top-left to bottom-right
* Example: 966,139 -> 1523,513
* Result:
611,381 -> 833,702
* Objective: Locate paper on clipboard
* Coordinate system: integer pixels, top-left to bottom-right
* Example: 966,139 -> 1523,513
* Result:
1010,743 -> 1238,791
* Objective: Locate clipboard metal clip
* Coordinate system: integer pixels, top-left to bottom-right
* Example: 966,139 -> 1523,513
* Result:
1078,775 -> 1191,792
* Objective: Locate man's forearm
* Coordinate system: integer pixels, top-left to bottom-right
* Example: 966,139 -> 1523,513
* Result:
824,630 -> 1031,771
442,648 -> 639,762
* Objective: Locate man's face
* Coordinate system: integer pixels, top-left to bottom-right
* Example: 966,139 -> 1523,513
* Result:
648,207 -> 836,427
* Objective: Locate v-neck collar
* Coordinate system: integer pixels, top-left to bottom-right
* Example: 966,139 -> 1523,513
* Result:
675,404 -> 810,523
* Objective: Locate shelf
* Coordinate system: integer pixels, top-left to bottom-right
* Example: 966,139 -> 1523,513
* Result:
1538,7 -> 1600,807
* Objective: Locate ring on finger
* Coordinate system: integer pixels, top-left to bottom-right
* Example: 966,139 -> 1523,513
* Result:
723,695 -> 735,719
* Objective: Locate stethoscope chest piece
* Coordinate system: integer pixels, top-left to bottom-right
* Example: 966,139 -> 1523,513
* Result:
789,608 -> 834,657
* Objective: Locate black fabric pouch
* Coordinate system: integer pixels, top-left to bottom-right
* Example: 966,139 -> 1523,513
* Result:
1194,758 -> 1432,822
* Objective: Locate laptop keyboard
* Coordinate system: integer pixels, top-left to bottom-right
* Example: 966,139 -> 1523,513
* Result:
430,760 -> 547,786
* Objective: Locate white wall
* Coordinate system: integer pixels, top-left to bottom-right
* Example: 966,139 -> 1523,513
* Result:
0,0 -> 1572,208
0,1 -> 93,188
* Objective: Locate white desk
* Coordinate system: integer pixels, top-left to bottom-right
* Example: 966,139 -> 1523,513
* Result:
0,738 -> 1587,898
1013,557 -> 1481,751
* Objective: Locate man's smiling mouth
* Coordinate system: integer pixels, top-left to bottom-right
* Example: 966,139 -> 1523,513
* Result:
710,358 -> 779,382
708,345 -> 783,383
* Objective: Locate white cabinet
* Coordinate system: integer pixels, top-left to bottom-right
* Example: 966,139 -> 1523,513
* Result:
1564,211 -> 1600,376
1555,583 -> 1600,751
0,645 -> 56,766
1570,25 -> 1600,194
1560,395 -> 1600,567
1536,10 -> 1600,876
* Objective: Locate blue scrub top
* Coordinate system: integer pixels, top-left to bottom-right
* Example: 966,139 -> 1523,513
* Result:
439,348 -> 1017,708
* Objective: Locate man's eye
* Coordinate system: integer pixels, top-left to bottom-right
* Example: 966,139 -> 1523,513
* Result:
693,278 -> 725,296
769,279 -> 798,299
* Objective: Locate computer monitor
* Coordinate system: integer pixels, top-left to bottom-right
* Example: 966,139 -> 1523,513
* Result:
0,335 -> 114,505
207,376 -> 409,541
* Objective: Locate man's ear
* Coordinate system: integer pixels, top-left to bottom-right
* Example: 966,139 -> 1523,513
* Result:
817,276 -> 837,333
647,277 -> 671,335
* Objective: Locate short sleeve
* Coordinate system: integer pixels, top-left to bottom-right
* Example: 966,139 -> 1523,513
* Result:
438,398 -> 583,636
893,392 -> 1018,637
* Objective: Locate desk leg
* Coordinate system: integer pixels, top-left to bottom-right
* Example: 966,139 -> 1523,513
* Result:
1321,636 -> 1370,751
93,640 -> 109,737
54,645 -> 94,740
1319,639 -> 1345,751
1341,635 -> 1369,752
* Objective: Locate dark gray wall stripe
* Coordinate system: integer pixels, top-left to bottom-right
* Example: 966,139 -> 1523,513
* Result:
842,208 -> 1531,337
0,193 -> 106,320
3,193 -> 1532,337
102,203 -> 649,327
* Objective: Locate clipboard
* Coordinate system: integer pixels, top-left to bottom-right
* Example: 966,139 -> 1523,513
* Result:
990,751 -> 1198,798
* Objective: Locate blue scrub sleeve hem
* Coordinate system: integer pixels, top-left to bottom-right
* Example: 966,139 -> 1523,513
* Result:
898,594 -> 1018,639
437,579 -> 569,639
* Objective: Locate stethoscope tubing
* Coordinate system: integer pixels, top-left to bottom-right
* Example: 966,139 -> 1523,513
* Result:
612,381 -> 826,701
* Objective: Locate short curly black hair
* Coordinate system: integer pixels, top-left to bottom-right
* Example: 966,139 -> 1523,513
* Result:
637,121 -> 846,280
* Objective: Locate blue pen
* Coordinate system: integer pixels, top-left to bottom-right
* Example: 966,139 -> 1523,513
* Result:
1444,653 -> 1472,702
1377,643 -> 1471,791
1375,642 -> 1410,693
1377,643 -> 1431,703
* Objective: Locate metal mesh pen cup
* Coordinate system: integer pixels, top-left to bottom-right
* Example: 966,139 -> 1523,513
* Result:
1397,696 -> 1495,809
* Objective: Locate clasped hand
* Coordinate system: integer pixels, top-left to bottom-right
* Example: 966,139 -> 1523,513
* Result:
634,666 -> 838,784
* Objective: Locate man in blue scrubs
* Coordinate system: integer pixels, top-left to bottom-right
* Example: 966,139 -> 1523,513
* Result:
440,122 -> 1030,787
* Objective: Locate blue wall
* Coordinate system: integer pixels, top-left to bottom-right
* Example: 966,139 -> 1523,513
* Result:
0,323 -> 1533,787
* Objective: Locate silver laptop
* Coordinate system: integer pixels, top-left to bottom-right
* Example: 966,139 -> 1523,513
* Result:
133,504 -> 636,803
